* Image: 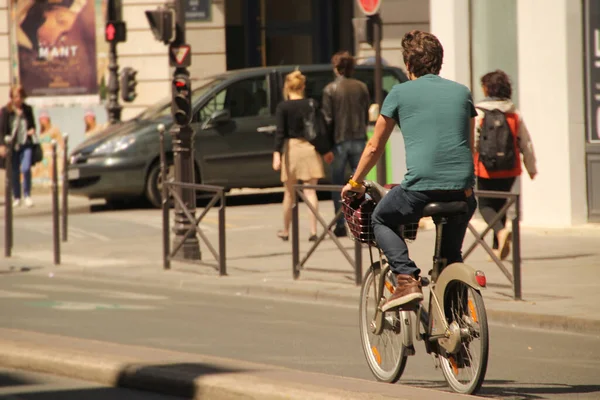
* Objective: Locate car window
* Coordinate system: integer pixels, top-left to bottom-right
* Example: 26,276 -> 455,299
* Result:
303,71 -> 335,105
136,78 -> 225,121
199,76 -> 270,121
302,70 -> 405,105
353,70 -> 405,103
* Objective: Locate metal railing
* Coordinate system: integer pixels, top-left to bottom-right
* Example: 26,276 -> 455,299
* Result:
3,136 -> 69,264
291,184 -> 363,285
159,129 -> 226,275
463,190 -> 522,300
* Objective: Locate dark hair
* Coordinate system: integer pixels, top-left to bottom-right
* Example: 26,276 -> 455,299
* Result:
480,70 -> 512,99
401,30 -> 444,77
331,51 -> 355,78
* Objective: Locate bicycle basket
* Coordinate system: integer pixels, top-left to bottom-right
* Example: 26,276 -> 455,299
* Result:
342,195 -> 377,244
341,194 -> 420,244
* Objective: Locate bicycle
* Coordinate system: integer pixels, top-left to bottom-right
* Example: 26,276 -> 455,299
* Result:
342,180 -> 489,395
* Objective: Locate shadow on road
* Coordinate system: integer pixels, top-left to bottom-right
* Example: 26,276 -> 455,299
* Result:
402,379 -> 600,399
0,362 -> 247,399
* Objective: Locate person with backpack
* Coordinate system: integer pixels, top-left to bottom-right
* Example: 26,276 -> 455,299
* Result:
475,70 -> 537,260
273,70 -> 328,242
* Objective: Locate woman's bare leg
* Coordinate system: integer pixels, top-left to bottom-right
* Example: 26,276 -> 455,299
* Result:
303,178 -> 319,236
281,178 -> 297,236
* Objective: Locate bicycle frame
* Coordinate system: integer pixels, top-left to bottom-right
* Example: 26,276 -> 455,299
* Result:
368,222 -> 485,355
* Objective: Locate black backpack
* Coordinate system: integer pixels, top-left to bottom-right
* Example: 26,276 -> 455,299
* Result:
477,107 -> 516,172
304,99 -> 333,155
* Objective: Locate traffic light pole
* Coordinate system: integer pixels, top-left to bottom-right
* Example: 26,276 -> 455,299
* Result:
372,14 -> 386,185
170,0 -> 201,261
107,38 -> 122,124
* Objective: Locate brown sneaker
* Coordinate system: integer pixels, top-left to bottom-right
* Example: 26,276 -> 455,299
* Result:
381,274 -> 424,312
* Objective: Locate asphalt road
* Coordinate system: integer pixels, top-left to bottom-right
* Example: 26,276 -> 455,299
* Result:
0,367 -> 184,399
0,272 -> 599,400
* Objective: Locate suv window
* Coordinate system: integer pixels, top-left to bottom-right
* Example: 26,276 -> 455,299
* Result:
302,69 -> 405,105
199,76 -> 270,121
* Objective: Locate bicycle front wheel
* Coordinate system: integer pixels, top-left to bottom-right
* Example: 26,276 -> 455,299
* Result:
438,280 -> 489,395
359,263 -> 408,383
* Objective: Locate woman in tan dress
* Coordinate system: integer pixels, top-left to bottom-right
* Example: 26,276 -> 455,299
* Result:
272,71 -> 325,241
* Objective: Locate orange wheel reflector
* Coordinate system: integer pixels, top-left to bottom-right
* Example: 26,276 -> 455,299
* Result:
468,299 -> 478,323
371,346 -> 382,365
449,356 -> 459,375
385,281 -> 395,294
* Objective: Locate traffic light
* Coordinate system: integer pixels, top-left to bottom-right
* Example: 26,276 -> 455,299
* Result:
172,73 -> 191,125
145,8 -> 175,44
352,16 -> 382,47
120,67 -> 138,102
106,0 -> 123,22
105,21 -> 126,43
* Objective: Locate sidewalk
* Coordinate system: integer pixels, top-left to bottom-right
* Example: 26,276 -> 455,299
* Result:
3,194 -> 600,336
0,328 -> 472,400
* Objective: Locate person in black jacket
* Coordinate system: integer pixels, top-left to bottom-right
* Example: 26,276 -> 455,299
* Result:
0,85 -> 37,207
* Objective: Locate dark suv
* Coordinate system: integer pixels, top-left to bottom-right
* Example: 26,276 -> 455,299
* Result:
68,64 -> 408,207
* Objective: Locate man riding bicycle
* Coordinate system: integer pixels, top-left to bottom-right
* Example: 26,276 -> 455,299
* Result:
341,30 -> 477,312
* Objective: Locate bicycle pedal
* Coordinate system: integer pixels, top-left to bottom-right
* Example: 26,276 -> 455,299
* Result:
404,344 -> 416,356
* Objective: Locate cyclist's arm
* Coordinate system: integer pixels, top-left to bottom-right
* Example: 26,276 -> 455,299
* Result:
350,114 -> 395,184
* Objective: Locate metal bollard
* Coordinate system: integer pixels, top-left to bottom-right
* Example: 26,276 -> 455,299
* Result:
61,134 -> 69,242
4,136 -> 13,258
51,141 -> 60,265
512,194 -> 522,300
158,124 -> 170,270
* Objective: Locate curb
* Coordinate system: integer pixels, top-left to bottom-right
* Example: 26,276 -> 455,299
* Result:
0,331 -> 471,400
49,266 -> 600,336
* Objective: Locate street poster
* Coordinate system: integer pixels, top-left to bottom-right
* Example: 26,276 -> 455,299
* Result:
585,0 -> 600,142
15,0 -> 99,97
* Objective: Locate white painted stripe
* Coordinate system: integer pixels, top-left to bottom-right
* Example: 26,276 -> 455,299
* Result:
0,289 -> 47,299
70,227 -> 111,242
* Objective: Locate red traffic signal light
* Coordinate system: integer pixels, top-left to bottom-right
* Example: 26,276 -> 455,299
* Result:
105,21 -> 126,43
172,74 -> 191,126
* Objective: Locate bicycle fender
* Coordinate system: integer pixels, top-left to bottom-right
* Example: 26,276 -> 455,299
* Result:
435,262 -> 485,293
431,263 -> 486,333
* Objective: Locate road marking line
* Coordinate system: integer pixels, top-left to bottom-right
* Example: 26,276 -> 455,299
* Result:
70,227 -> 111,242
0,289 -> 47,299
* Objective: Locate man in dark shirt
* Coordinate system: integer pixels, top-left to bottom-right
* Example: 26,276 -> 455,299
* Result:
322,51 -> 371,237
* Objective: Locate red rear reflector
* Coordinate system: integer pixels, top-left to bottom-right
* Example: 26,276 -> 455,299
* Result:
475,270 -> 486,287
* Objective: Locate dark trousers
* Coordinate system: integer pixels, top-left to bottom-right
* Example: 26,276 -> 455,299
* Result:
372,185 -> 477,276
331,139 -> 366,229
477,177 -> 515,249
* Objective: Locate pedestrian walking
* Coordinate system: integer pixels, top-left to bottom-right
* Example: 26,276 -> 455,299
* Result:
322,51 -> 371,237
0,85 -> 38,208
273,71 -> 326,242
475,69 -> 537,260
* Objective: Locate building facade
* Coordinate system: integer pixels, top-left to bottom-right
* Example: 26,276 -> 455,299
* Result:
1,0 -> 597,226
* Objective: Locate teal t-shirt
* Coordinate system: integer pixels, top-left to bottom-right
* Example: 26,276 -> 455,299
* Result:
381,74 -> 477,191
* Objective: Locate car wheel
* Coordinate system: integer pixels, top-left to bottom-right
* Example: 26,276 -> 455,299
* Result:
145,160 -> 174,208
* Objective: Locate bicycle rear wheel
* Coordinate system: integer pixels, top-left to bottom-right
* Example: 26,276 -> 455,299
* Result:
359,263 -> 408,383
438,280 -> 489,395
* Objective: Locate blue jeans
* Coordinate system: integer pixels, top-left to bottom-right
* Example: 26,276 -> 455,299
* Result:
372,185 -> 477,276
332,139 -> 366,229
12,146 -> 33,199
